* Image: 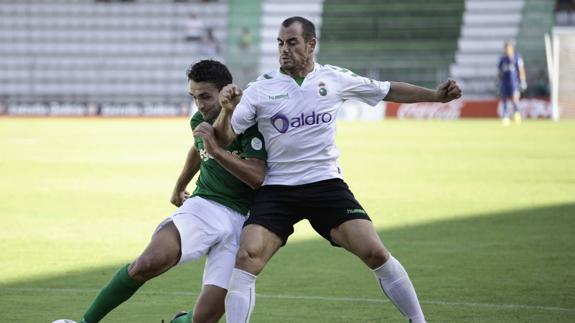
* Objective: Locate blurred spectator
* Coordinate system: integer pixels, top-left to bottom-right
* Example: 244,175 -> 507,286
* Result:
498,42 -> 527,125
184,13 -> 206,42
239,27 -> 253,52
201,28 -> 220,56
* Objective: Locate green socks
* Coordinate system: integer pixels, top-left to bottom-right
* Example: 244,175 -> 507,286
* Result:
170,311 -> 193,323
81,264 -> 144,323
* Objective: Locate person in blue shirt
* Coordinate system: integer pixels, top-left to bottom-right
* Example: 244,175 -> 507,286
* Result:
498,42 -> 527,124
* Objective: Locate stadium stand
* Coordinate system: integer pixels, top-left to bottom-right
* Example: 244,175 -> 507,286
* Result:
0,0 -> 228,103
224,0 -> 263,88
450,0 -> 525,98
450,0 -> 554,98
516,0 -> 555,97
317,0 -> 464,89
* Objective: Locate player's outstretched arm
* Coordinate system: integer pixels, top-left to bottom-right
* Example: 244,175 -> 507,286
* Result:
385,80 -> 462,103
213,84 -> 243,148
194,122 -> 265,189
170,146 -> 201,207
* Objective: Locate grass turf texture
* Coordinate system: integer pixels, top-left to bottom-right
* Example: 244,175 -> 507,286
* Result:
0,118 -> 574,322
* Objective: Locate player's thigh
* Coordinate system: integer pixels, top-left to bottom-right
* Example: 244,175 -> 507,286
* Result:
193,284 -> 226,323
236,224 -> 283,272
141,220 -> 181,262
330,219 -> 389,266
130,220 -> 181,276
169,196 -> 229,264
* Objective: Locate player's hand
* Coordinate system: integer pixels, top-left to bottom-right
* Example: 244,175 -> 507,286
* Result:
219,84 -> 243,112
435,79 -> 462,103
520,80 -> 528,92
170,189 -> 189,207
193,122 -> 220,156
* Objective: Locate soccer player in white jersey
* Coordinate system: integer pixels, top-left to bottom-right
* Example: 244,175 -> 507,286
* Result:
215,17 -> 462,323
76,60 -> 267,323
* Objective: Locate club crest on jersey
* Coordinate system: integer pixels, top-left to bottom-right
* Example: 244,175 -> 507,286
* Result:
318,81 -> 327,96
271,111 -> 333,133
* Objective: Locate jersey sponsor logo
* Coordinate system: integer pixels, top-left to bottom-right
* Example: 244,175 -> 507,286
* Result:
271,111 -> 333,133
199,148 -> 239,161
199,148 -> 214,161
251,137 -> 263,150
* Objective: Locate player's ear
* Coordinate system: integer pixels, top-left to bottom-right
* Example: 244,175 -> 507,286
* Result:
308,37 -> 317,53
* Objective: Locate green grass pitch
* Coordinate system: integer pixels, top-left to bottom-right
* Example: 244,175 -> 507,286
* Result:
0,118 -> 574,322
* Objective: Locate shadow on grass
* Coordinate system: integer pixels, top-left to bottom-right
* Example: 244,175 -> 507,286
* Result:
1,203 -> 574,322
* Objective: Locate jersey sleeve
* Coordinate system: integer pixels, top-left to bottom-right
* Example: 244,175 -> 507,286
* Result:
516,54 -> 524,69
231,86 -> 257,135
238,123 -> 267,161
327,65 -> 390,106
498,56 -> 504,72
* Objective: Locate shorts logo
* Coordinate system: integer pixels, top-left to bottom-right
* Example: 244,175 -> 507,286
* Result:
346,208 -> 366,215
271,111 -> 333,133
251,137 -> 263,150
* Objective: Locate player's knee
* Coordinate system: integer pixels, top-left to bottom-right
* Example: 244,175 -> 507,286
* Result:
129,256 -> 156,281
129,253 -> 172,281
362,245 -> 389,269
234,247 -> 264,275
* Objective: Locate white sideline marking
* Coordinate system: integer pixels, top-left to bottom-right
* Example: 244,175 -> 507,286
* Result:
1,287 -> 574,313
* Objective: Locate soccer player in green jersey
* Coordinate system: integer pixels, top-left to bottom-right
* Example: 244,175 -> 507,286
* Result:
77,60 -> 267,323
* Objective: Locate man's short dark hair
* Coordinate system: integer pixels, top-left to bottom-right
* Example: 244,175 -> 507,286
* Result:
282,16 -> 316,42
186,59 -> 232,90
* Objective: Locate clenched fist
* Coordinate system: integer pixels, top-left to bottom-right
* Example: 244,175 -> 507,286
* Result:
219,84 -> 243,112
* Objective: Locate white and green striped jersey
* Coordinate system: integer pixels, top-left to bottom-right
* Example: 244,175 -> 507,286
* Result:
191,111 -> 267,215
231,63 -> 390,186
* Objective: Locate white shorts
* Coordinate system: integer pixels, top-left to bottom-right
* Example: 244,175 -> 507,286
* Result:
154,196 -> 245,289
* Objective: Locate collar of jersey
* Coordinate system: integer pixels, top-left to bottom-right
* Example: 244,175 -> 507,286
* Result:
279,63 -> 319,86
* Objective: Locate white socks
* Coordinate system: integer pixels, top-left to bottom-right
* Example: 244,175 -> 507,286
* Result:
225,268 -> 257,323
225,259 -> 424,323
373,255 -> 426,323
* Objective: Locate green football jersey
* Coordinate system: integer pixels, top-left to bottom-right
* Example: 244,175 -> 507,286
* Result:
190,111 -> 266,215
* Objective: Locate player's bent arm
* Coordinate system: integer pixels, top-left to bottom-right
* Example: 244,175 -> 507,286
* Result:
214,84 -> 243,147
171,146 -> 201,206
213,108 -> 237,148
386,80 -> 461,103
385,81 -> 438,103
211,150 -> 266,190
